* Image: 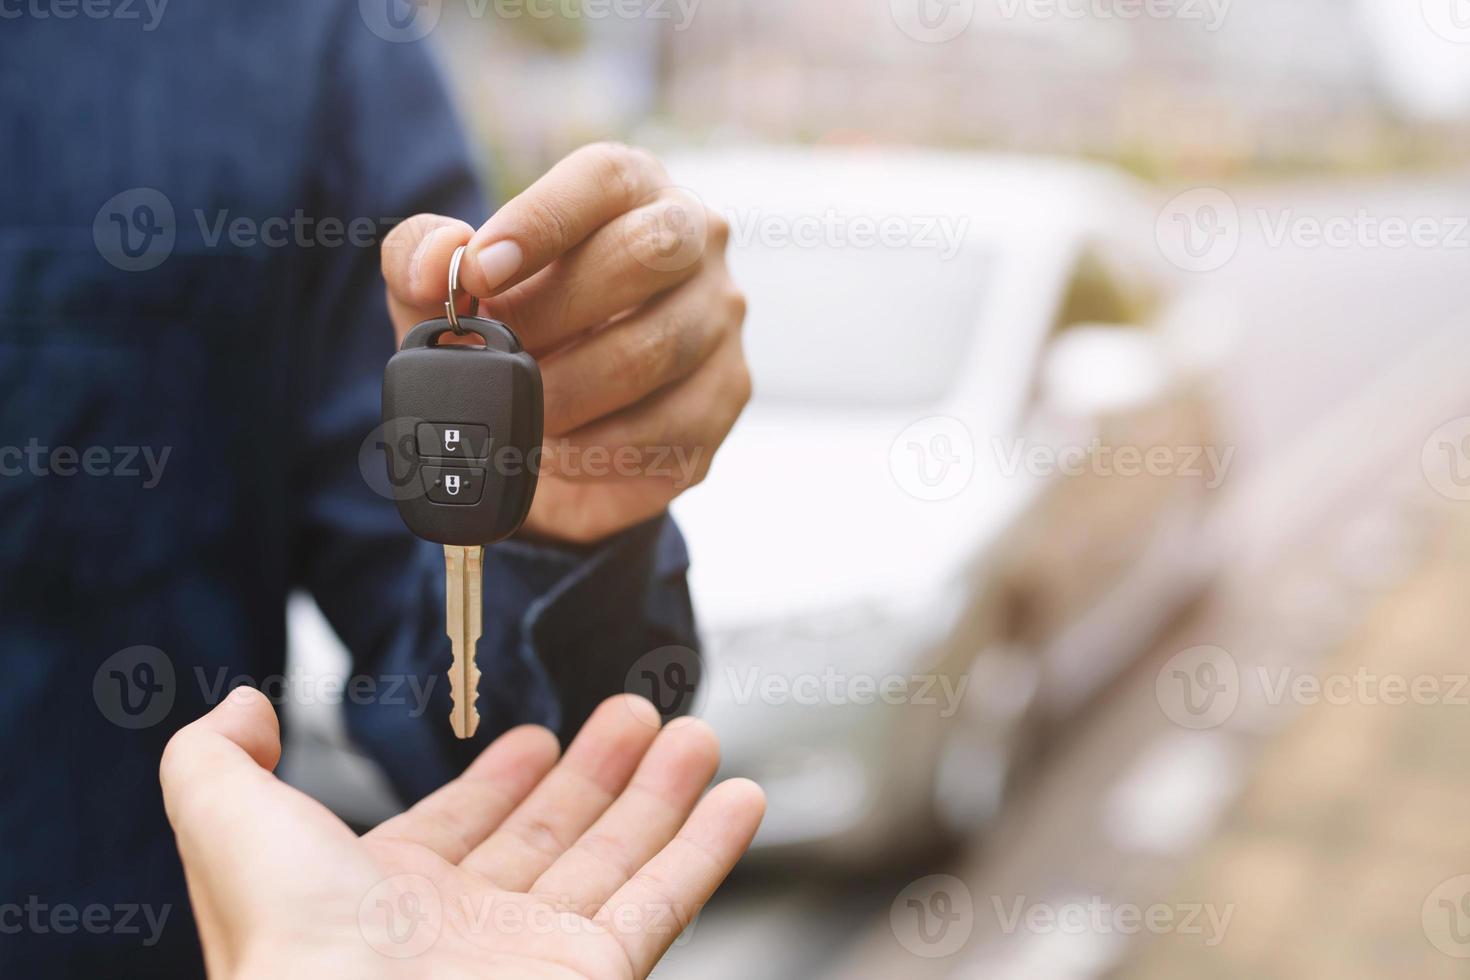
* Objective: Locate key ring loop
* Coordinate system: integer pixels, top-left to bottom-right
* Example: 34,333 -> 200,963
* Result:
445,245 -> 480,335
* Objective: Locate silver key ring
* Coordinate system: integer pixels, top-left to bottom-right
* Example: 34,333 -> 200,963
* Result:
445,244 -> 480,335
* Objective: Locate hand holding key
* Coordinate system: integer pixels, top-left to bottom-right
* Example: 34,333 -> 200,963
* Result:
380,142 -> 751,547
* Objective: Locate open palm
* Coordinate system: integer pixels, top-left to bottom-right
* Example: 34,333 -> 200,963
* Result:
160,688 -> 764,979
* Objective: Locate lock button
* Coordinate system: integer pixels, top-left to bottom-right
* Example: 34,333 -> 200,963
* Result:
422,466 -> 486,506
417,422 -> 492,461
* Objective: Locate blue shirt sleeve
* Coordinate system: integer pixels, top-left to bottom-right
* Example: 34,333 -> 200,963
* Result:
289,14 -> 696,802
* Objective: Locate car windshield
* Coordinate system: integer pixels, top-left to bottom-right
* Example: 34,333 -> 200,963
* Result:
729,240 -> 992,407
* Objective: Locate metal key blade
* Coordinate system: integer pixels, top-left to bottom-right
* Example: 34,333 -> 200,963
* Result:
444,545 -> 484,740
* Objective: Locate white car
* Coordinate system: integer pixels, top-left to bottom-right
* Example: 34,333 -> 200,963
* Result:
664,147 -> 1226,866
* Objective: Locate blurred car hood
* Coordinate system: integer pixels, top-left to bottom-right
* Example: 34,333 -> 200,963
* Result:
671,403 -> 1038,633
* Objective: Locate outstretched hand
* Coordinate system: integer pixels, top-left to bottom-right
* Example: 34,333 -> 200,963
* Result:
160,689 -> 764,978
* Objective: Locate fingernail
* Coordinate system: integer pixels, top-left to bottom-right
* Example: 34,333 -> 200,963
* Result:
476,240 -> 524,294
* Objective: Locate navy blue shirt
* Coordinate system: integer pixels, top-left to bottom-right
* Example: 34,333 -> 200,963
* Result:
0,3 -> 695,974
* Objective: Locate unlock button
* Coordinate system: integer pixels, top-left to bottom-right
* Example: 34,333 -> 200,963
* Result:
417,423 -> 492,460
422,466 -> 485,506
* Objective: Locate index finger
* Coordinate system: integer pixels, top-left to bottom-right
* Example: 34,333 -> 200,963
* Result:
460,142 -> 670,297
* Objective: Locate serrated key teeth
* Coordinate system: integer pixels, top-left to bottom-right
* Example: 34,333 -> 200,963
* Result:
448,671 -> 481,740
450,705 -> 480,740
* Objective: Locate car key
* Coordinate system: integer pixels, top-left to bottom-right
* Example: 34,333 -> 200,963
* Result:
381,246 -> 543,739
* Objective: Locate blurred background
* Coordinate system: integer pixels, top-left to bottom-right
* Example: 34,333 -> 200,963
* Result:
287,1 -> 1470,976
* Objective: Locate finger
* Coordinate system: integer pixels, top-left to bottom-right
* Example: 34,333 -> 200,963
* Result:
158,687 -> 284,967
159,689 -> 370,976
530,718 -> 721,916
380,213 -> 474,335
460,142 -> 672,297
160,689 -> 359,859
539,266 -> 741,436
366,725 -> 560,863
484,194 -> 716,354
597,779 -> 766,977
460,695 -> 663,887
524,340 -> 751,544
159,686 -> 283,831
541,335 -> 751,487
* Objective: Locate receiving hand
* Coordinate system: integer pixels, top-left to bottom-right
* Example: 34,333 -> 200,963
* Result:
380,143 -> 750,545
160,689 -> 764,978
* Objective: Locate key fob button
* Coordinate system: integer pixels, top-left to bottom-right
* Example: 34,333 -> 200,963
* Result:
417,422 -> 492,460
423,466 -> 485,506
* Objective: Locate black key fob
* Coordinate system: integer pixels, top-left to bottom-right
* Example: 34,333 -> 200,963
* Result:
381,314 -> 543,546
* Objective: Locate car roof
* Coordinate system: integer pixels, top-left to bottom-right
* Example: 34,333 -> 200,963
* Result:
664,145 -> 1149,246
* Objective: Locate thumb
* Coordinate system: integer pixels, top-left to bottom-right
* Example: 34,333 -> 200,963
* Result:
160,686 -> 282,831
158,687 -> 286,971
